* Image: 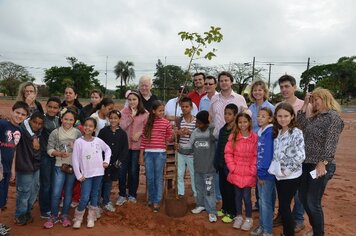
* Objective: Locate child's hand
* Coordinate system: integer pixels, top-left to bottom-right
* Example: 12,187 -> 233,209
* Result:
132,132 -> 141,142
103,162 -> 109,168
32,138 -> 40,151
61,151 -> 70,158
79,176 -> 85,182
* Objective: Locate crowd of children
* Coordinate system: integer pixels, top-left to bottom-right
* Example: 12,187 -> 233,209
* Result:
0,75 -> 344,236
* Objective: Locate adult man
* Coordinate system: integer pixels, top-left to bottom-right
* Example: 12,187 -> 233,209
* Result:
138,75 -> 158,111
199,76 -> 218,111
188,73 -> 207,108
209,71 -> 249,137
273,74 -> 312,233
165,86 -> 198,125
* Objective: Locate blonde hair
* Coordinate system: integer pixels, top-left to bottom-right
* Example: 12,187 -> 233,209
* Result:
249,80 -> 269,102
16,82 -> 37,101
312,87 -> 341,114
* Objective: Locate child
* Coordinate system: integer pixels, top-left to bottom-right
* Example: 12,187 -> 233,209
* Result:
214,103 -> 238,223
180,110 -> 217,223
0,101 -> 29,214
224,113 -> 257,231
79,89 -> 103,124
72,117 -> 111,229
90,98 -> 114,136
119,90 -> 149,204
44,109 -> 82,229
39,97 -> 61,219
139,100 -> 172,212
250,107 -> 275,236
14,112 -> 44,225
98,110 -> 128,212
268,102 -> 305,236
176,97 -> 197,198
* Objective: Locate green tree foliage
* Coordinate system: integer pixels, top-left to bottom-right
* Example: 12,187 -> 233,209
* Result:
44,57 -> 103,97
300,56 -> 356,101
114,60 -> 135,98
0,61 -> 34,97
153,59 -> 188,100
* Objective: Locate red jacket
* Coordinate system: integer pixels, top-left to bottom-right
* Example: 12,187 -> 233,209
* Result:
224,131 -> 258,188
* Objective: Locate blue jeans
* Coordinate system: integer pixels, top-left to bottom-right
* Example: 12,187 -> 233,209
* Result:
101,180 -> 112,205
299,163 -> 335,236
15,170 -> 40,218
78,175 -> 103,211
235,186 -> 252,217
195,172 -> 216,214
39,153 -> 55,215
144,151 -> 166,204
118,161 -> 128,198
257,179 -> 276,234
51,166 -> 76,217
0,172 -> 11,208
128,150 -> 140,198
177,153 -> 196,196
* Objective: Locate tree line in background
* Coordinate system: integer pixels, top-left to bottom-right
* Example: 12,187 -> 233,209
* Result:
0,56 -> 355,103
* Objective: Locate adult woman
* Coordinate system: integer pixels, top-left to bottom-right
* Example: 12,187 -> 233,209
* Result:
16,82 -> 44,115
79,89 -> 103,124
61,86 -> 83,111
138,75 -> 158,111
120,90 -> 149,204
298,88 -> 344,236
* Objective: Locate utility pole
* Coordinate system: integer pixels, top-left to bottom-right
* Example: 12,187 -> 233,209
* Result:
267,63 -> 274,89
164,56 -> 167,102
105,56 -> 108,93
252,57 -> 255,80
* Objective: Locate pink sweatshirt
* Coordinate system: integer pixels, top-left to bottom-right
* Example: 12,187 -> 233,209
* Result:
72,136 -> 111,180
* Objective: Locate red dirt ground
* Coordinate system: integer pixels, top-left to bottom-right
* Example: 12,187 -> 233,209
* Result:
0,99 -> 355,236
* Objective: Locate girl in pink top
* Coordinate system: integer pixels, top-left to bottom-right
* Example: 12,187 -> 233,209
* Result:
225,113 -> 257,231
120,91 -> 149,202
71,117 -> 111,229
139,100 -> 172,212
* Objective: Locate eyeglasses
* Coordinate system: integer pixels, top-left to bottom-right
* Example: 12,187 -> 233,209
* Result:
204,83 -> 215,86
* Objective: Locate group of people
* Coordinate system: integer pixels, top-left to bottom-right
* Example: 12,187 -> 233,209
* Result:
0,71 -> 344,236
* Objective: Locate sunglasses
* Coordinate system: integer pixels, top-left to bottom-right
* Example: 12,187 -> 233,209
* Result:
204,83 -> 215,86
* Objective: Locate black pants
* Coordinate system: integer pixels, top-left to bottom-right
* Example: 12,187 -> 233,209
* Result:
218,165 -> 236,216
276,177 -> 300,236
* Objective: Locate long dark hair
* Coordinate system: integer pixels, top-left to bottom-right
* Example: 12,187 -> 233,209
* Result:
231,112 -> 252,147
61,86 -> 83,109
144,100 -> 164,140
127,90 -> 146,116
95,97 -> 114,112
273,102 -> 297,138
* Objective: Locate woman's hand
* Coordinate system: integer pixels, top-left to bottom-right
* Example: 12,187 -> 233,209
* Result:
79,176 -> 85,182
316,161 -> 327,178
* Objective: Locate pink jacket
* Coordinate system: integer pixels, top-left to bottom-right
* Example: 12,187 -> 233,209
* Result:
224,131 -> 258,188
120,107 -> 149,150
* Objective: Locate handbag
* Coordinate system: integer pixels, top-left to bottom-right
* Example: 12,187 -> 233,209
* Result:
60,163 -> 74,174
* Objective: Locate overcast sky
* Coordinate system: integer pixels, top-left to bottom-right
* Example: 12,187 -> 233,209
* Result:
0,0 -> 355,92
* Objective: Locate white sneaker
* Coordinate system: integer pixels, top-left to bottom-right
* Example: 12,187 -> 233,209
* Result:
115,196 -> 127,206
233,215 -> 243,229
128,196 -> 137,203
191,206 -> 205,214
241,217 -> 253,231
103,202 -> 115,212
208,214 -> 217,223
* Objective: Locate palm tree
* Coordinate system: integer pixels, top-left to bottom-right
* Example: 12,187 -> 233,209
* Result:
114,60 -> 135,92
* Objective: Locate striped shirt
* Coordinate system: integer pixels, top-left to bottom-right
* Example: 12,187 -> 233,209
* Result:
178,116 -> 196,145
140,117 -> 173,150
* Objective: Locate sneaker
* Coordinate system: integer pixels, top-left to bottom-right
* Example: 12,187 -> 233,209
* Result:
250,225 -> 263,236
61,216 -> 72,227
104,202 -> 116,212
241,218 -> 253,231
262,233 -> 273,236
273,213 -> 282,227
191,206 -> 206,214
0,227 -> 10,236
208,214 -> 217,223
294,222 -> 305,232
14,214 -> 28,225
25,212 -> 34,224
128,196 -> 137,203
217,210 -> 225,217
96,207 -> 103,220
153,204 -> 160,213
0,224 -> 10,231
70,201 -> 79,208
43,216 -> 59,229
222,214 -> 234,223
115,196 -> 127,206
233,215 -> 243,229
40,212 -> 51,219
